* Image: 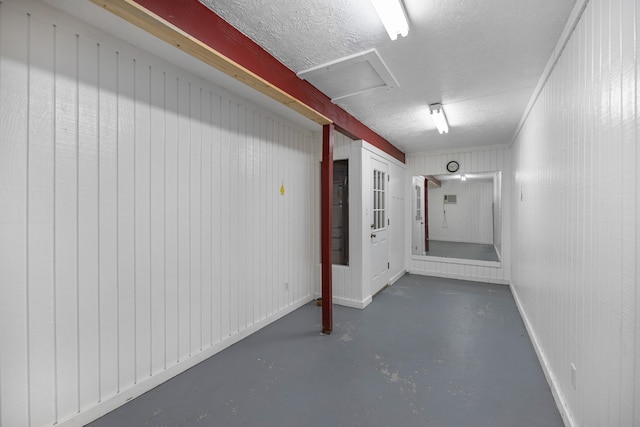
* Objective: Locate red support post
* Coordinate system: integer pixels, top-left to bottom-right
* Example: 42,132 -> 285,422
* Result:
424,178 -> 430,252
321,124 -> 334,334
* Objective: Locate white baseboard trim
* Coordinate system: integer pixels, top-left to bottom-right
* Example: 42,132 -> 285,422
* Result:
333,295 -> 370,309
389,269 -> 406,285
313,292 -> 372,309
57,295 -> 314,427
407,269 -> 509,285
510,285 -> 576,427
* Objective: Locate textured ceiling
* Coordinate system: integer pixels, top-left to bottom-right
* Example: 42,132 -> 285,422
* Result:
49,0 -> 577,154
201,0 -> 577,153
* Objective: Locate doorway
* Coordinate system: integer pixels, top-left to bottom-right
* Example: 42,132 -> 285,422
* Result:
370,157 -> 389,296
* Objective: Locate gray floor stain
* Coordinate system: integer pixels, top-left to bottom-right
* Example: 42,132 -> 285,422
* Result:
88,274 -> 563,427
439,289 -> 462,295
477,302 -> 494,318
338,321 -> 356,343
386,286 -> 413,299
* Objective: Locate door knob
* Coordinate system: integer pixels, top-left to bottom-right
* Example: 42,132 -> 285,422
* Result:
371,233 -> 377,238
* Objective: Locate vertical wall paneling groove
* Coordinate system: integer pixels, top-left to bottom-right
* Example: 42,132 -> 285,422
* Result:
511,0 -> 639,424
0,2 -> 28,422
25,13 -> 32,425
28,10 -> 57,426
0,1 -> 320,425
78,30 -> 100,411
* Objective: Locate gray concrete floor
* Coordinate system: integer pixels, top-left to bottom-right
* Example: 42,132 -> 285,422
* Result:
424,240 -> 500,262
87,274 -> 562,427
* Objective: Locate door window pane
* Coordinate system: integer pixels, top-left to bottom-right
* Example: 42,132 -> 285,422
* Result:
373,169 -> 386,230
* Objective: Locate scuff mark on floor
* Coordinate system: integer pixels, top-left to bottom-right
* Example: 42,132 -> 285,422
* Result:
377,360 -> 417,394
477,302 -> 494,318
448,381 -> 477,408
387,287 -> 412,299
338,321 -> 356,343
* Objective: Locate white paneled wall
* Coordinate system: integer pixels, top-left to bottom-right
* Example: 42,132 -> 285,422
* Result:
427,180 -> 494,244
387,160 -> 406,285
511,0 -> 639,425
0,1 -> 319,426
406,147 -> 510,284
330,132 -> 363,306
326,135 -> 406,308
493,172 -> 503,257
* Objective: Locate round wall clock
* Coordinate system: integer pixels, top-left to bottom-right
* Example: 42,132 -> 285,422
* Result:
446,160 -> 459,173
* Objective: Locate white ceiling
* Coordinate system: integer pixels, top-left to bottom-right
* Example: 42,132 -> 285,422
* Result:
48,0 -> 577,154
201,0 -> 577,153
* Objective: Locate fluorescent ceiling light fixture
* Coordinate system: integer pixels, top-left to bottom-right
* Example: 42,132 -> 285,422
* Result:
371,0 -> 409,40
429,103 -> 449,134
460,174 -> 467,181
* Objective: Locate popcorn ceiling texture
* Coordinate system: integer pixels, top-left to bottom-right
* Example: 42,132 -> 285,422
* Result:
201,0 -> 577,153
200,0 -> 385,72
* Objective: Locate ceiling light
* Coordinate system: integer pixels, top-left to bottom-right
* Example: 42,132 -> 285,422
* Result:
429,103 -> 449,134
460,174 -> 467,181
371,0 -> 409,41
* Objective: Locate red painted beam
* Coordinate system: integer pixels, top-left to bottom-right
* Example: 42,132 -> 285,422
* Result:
127,0 -> 405,164
424,178 -> 429,252
426,175 -> 441,188
321,124 -> 334,334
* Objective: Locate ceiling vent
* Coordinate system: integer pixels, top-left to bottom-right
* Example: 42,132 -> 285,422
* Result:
297,49 -> 399,102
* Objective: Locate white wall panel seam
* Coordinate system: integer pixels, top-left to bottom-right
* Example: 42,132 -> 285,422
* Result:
96,41 -> 103,401
25,11 -> 32,425
1,2 -> 5,424
0,5 -> 2,424
52,21 -> 60,420
74,30 -> 82,413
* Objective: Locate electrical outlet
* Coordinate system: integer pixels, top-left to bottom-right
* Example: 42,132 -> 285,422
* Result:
284,281 -> 289,292
570,363 -> 576,390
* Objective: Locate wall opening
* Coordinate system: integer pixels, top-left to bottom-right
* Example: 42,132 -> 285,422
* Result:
332,159 -> 349,265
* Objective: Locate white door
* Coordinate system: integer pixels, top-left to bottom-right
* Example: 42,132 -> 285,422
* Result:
412,176 -> 425,255
370,157 -> 388,296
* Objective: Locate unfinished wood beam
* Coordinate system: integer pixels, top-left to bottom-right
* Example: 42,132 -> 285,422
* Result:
426,175 -> 442,188
90,0 -> 331,125
90,0 -> 405,163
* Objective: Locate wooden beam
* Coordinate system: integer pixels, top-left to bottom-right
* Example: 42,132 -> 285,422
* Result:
321,125 -> 334,334
90,0 -> 405,163
426,175 -> 441,188
90,0 -> 331,125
